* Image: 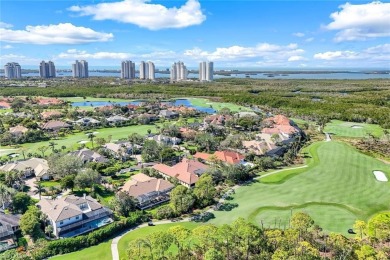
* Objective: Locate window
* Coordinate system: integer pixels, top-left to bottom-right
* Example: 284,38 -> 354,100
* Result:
76,216 -> 79,220
60,221 -> 63,225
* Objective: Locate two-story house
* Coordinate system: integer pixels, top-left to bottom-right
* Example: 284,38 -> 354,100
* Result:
37,195 -> 112,238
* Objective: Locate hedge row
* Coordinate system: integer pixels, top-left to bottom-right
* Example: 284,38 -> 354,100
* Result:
34,211 -> 143,259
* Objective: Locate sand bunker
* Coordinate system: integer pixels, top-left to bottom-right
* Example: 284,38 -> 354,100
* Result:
373,171 -> 388,182
78,140 -> 89,144
351,125 -> 363,129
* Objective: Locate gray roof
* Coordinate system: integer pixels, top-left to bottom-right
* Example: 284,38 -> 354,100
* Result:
37,195 -> 108,222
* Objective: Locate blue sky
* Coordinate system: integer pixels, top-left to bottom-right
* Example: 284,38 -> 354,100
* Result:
0,0 -> 389,68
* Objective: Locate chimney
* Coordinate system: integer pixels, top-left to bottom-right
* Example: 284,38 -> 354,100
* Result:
83,193 -> 86,199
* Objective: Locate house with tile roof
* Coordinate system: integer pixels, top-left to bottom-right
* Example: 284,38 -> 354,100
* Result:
204,114 -> 233,126
9,125 -> 28,137
121,173 -> 174,209
0,101 -> 11,109
37,195 -> 112,238
0,158 -> 50,180
68,148 -> 109,164
152,158 -> 208,188
40,111 -> 62,120
194,150 -> 245,165
0,213 -> 20,252
41,120 -> 71,132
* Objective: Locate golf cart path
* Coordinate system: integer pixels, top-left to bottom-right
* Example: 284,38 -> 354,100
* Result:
111,218 -> 189,260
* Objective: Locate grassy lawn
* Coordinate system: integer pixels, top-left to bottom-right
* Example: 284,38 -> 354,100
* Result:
0,108 -> 12,114
324,120 -> 385,138
41,181 -> 60,187
118,222 -> 200,259
187,97 -> 252,112
209,141 -> 390,235
51,239 -> 112,260
12,124 -> 159,155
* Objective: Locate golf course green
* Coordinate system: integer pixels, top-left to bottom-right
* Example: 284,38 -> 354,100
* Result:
324,120 -> 386,138
209,141 -> 390,235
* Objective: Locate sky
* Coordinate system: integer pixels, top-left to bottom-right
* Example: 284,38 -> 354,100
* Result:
0,0 -> 389,69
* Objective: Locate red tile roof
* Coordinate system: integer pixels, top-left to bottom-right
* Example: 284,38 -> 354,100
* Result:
214,151 -> 245,164
194,151 -> 245,164
153,158 -> 208,186
37,98 -> 63,105
0,101 -> 11,109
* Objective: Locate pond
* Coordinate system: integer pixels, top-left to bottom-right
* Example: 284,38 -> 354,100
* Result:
71,99 -> 216,114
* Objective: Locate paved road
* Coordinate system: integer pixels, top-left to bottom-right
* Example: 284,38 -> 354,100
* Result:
111,218 -> 189,260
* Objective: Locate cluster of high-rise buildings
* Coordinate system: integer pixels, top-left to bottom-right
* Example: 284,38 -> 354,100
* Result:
3,60 -> 214,81
4,62 -> 22,79
121,61 -> 155,80
39,61 -> 56,78
199,61 -> 214,82
170,61 -> 188,81
72,60 -> 89,78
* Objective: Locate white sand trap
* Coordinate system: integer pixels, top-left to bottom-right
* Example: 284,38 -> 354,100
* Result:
93,132 -> 99,134
373,171 -> 388,182
351,125 -> 363,129
78,140 -> 89,144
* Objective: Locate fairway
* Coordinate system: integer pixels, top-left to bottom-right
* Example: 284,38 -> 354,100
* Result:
209,141 -> 390,235
118,222 -> 200,259
187,97 -> 252,112
324,120 -> 385,138
14,124 -> 159,155
51,239 -> 112,260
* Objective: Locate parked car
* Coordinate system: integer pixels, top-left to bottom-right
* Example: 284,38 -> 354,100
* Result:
148,221 -> 155,226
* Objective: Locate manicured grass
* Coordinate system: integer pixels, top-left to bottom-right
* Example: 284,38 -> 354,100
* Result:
254,204 -> 357,234
13,124 -> 159,155
209,141 -> 390,235
187,97 -> 252,112
118,222 -> 200,259
324,120 -> 385,138
0,109 -> 12,114
41,181 -> 60,187
51,239 -> 112,260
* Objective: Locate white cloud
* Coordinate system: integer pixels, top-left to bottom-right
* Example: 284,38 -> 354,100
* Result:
314,44 -> 390,62
288,55 -> 305,62
325,1 -> 390,42
58,49 -> 132,60
305,37 -> 314,42
313,51 -> 358,60
68,0 -> 206,30
0,54 -> 41,64
293,32 -> 305,37
0,23 -> 113,45
2,44 -> 13,49
0,22 -> 13,28
184,43 -> 304,64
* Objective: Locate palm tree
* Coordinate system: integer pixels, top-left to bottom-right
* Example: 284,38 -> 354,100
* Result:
49,141 -> 57,153
20,147 -> 28,160
45,225 -> 53,237
34,181 -> 45,200
0,184 -> 13,210
38,146 -> 48,158
88,133 -> 96,149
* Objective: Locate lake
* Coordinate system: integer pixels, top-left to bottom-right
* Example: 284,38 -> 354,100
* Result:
71,99 -> 216,114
